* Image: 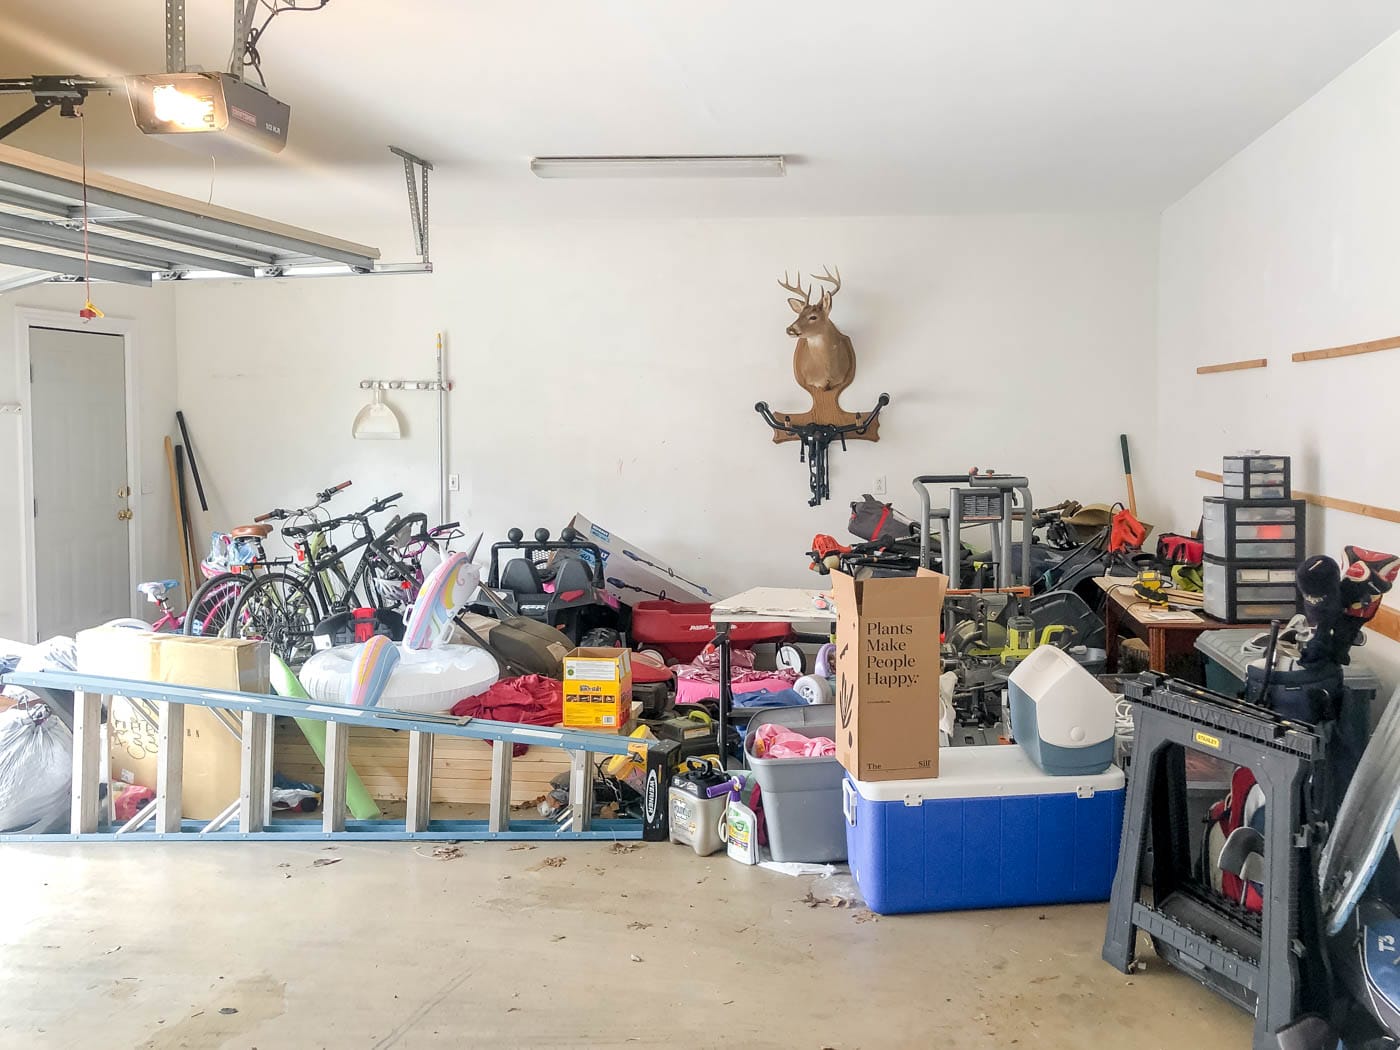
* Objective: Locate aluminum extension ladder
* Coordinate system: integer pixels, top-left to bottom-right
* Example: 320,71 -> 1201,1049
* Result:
1102,672 -> 1330,1050
0,670 -> 674,843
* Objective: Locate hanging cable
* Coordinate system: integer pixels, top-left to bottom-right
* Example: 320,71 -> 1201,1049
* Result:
237,0 -> 331,87
77,107 -> 102,321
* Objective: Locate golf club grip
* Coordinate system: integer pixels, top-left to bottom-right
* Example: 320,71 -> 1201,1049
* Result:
1120,434 -> 1132,475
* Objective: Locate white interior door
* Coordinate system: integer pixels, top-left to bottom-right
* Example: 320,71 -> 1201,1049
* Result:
30,326 -> 132,638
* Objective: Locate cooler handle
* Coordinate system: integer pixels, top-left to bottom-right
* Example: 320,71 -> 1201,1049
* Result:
842,778 -> 857,828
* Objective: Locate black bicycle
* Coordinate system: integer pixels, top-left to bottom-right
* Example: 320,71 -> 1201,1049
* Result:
227,492 -> 427,663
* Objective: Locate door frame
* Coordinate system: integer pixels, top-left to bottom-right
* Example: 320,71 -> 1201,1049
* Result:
15,307 -> 144,642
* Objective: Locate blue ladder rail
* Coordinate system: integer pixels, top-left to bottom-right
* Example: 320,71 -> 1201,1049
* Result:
0,669 -> 662,844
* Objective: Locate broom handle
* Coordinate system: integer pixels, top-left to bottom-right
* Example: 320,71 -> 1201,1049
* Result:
1120,434 -> 1138,518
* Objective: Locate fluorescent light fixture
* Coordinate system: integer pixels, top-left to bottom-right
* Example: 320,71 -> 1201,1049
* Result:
530,155 -> 785,179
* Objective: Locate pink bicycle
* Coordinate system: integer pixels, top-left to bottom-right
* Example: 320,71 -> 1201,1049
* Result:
137,574 -> 249,636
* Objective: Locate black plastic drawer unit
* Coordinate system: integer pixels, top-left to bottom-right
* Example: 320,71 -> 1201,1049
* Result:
1202,497 -> 1306,563
1203,557 -> 1300,622
1221,455 -> 1291,500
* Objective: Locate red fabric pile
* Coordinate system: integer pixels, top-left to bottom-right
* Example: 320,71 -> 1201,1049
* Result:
451,675 -> 563,756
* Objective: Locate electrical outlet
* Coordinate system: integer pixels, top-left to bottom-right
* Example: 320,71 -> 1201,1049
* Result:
873,475 -> 886,496
447,473 -> 460,493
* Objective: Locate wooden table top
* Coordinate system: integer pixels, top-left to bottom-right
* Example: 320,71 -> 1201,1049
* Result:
1092,576 -> 1244,632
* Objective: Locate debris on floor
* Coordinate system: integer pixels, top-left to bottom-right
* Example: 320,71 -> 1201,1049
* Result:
610,842 -> 640,854
799,889 -> 853,909
312,857 -> 342,868
415,844 -> 465,860
527,855 -> 567,871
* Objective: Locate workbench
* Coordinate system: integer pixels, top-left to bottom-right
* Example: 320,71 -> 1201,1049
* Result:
709,588 -> 836,763
1094,576 -> 1247,673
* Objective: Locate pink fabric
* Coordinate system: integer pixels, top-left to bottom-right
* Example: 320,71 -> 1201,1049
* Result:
753,723 -> 835,759
672,646 -> 799,705
676,674 -> 798,706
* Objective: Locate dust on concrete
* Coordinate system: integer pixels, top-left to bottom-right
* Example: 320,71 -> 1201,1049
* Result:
138,974 -> 286,1049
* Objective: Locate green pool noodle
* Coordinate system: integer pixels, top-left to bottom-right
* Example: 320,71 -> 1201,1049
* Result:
269,655 -> 382,821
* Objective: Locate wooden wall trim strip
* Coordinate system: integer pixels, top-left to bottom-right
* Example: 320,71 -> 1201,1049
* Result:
1292,334 -> 1400,364
1196,358 -> 1267,375
1194,471 -> 1400,526
1370,605 -> 1400,646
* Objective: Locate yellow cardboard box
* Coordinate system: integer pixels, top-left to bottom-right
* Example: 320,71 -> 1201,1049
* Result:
562,647 -> 633,728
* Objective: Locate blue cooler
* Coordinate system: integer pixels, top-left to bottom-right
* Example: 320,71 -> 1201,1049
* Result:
842,745 -> 1125,915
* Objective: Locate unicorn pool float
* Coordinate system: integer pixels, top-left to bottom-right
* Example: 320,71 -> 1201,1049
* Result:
300,543 -> 499,713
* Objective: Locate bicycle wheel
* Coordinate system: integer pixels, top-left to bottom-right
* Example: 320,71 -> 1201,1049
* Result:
182,572 -> 251,637
227,571 -> 321,665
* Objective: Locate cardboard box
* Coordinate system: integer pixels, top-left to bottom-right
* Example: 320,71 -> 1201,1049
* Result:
76,631 -> 270,819
75,626 -> 161,680
832,568 -> 947,782
562,647 -> 633,728
566,513 -> 713,606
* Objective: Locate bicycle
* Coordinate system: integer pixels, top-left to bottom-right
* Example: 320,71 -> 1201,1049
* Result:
227,491 -> 425,663
136,575 -> 248,636
367,515 -> 466,612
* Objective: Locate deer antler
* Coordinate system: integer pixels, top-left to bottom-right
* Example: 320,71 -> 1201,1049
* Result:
813,265 -> 841,298
778,271 -> 811,305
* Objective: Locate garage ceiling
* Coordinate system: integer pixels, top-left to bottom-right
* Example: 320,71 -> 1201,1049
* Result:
1,1 -> 1398,240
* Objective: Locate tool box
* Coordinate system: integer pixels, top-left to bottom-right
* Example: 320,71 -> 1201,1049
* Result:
1221,455 -> 1291,500
1202,558 -> 1300,623
640,711 -> 718,763
843,745 -> 1124,914
1202,497 -> 1306,563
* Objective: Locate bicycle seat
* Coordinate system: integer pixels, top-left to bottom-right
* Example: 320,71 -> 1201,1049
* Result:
232,524 -> 273,539
138,580 -> 180,602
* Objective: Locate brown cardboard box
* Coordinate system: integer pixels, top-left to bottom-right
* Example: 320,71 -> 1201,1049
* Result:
832,568 -> 947,782
562,647 -> 633,728
76,631 -> 270,819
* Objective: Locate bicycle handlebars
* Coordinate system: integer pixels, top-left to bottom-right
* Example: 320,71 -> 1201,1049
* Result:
367,492 -> 403,514
255,481 -> 353,523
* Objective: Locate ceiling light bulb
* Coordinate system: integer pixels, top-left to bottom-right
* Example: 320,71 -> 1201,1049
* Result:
151,84 -> 215,130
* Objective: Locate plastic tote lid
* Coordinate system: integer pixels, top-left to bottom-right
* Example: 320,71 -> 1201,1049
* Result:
846,744 -> 1123,804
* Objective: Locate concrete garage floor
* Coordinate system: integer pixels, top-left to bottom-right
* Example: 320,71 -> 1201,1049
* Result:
2,843 -> 1250,1049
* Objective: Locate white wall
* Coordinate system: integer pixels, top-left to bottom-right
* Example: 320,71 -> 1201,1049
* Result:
173,213 -> 1159,598
0,283 -> 179,642
1157,32 -> 1400,686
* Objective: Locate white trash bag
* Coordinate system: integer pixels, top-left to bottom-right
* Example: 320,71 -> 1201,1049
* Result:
0,704 -> 72,834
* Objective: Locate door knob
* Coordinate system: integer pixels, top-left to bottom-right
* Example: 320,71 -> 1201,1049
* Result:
117,508 -> 133,521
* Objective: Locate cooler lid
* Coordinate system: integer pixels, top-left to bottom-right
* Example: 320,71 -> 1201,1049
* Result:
847,744 -> 1124,802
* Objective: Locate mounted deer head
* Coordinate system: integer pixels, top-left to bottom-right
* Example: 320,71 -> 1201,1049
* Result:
778,266 -> 855,395
779,266 -> 842,338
